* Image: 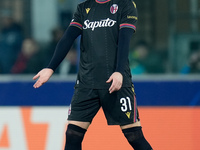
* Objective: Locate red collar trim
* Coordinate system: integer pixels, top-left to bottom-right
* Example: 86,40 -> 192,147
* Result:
96,0 -> 111,4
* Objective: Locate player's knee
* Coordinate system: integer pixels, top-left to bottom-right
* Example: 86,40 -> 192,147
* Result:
120,121 -> 141,129
65,124 -> 87,150
122,126 -> 152,150
68,121 -> 90,129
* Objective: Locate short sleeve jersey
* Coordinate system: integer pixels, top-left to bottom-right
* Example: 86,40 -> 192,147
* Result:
70,0 -> 138,89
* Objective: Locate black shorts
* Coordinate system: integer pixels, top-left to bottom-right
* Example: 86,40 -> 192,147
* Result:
67,86 -> 140,126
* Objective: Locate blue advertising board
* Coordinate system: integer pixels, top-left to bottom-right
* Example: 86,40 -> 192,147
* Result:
0,77 -> 200,106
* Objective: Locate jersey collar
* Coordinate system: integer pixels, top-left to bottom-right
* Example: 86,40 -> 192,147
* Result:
95,0 -> 111,4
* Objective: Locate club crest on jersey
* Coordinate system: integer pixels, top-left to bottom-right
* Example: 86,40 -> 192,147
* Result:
110,4 -> 118,14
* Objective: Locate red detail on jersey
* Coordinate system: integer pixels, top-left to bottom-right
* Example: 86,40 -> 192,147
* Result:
70,22 -> 83,29
68,105 -> 71,115
120,23 -> 136,30
134,95 -> 137,122
110,4 -> 118,14
96,0 -> 111,4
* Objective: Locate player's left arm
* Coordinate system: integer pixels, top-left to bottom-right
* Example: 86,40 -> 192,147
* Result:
106,28 -> 135,93
107,0 -> 138,94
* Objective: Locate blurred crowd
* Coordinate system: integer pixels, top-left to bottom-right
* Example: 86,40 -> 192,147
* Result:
0,12 -> 78,75
129,40 -> 167,74
0,9 -> 200,75
181,50 -> 200,74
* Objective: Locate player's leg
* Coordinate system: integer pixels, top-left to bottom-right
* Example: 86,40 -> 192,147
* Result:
68,121 -> 90,129
120,121 -> 153,150
65,88 -> 100,150
99,87 -> 152,150
64,121 -> 90,150
119,90 -> 152,150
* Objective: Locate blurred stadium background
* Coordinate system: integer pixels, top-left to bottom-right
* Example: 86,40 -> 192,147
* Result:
0,0 -> 200,150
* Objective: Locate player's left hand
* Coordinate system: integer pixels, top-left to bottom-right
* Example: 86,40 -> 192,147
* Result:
106,72 -> 123,94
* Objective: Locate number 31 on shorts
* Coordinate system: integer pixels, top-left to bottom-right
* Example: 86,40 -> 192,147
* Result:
120,97 -> 132,112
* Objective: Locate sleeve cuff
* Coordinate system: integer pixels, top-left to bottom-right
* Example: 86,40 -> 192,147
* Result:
70,22 -> 83,30
120,23 -> 136,31
115,68 -> 124,75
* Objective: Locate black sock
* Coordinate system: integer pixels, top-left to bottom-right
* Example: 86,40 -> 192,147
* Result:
122,127 -> 152,150
64,124 -> 87,150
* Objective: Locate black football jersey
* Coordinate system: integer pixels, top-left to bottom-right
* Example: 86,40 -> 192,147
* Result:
70,0 -> 138,89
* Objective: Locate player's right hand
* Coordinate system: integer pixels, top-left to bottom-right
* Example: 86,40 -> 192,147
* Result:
33,68 -> 54,88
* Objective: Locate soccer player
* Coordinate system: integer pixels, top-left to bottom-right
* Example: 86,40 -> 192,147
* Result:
33,0 -> 153,149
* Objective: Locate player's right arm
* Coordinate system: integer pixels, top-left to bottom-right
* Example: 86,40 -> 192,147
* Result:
33,26 -> 82,88
33,4 -> 83,88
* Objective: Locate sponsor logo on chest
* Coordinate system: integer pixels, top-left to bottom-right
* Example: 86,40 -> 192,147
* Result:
83,18 -> 116,31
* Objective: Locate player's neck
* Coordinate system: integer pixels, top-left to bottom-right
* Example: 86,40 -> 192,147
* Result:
96,0 -> 111,4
